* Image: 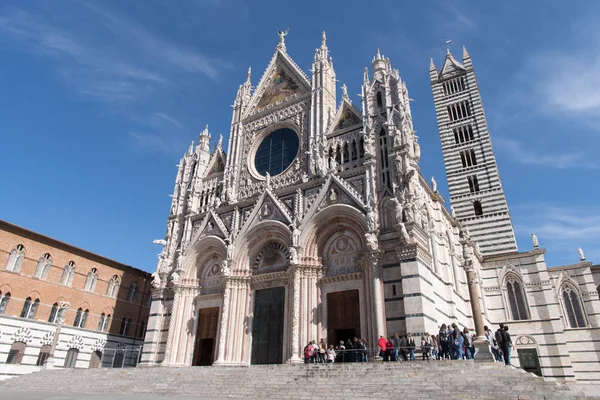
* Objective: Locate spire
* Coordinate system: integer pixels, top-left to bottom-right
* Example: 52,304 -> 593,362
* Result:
363,67 -> 369,83
462,46 -> 472,68
187,141 -> 194,156
321,31 -> 327,48
199,124 -> 211,152
372,49 -> 386,73
429,58 -> 438,82
246,67 -> 251,84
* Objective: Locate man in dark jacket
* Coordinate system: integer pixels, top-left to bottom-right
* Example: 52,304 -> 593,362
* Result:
495,324 -> 505,363
501,325 -> 513,365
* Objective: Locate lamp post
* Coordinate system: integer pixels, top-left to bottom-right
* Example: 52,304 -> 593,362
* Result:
45,301 -> 70,369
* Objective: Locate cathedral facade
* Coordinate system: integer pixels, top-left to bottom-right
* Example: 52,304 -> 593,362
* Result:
141,33 -> 600,382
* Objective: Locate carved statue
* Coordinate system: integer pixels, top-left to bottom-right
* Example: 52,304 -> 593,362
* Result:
328,188 -> 337,202
531,233 -> 539,248
329,156 -> 338,173
153,239 -> 166,246
277,28 -> 289,43
151,271 -> 161,288
341,84 -> 349,99
226,242 -> 235,260
578,246 -> 586,261
291,224 -> 301,246
450,205 -> 456,218
289,247 -> 299,265
207,222 -> 214,232
431,176 -> 438,193
413,137 -> 421,161
365,232 -> 378,251
214,195 -> 222,208
390,197 -> 403,225
265,172 -> 271,188
170,270 -> 180,284
366,206 -> 377,232
220,259 -> 231,275
398,223 -> 410,244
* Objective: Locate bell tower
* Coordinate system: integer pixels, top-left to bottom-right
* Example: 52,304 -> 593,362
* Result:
430,47 -> 517,255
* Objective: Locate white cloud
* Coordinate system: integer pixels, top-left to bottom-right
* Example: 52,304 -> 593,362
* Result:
513,204 -> 600,265
518,16 -> 600,124
128,131 -> 185,156
494,138 -> 597,169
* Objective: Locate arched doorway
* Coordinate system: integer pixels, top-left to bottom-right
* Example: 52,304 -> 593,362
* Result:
192,307 -> 220,366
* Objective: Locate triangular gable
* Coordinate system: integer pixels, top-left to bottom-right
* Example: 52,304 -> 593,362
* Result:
244,50 -> 311,118
299,174 -> 366,231
439,53 -> 465,78
191,210 -> 230,245
235,189 -> 294,242
327,98 -> 363,134
206,149 -> 225,177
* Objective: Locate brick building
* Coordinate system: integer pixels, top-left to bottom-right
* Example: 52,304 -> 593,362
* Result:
0,219 -> 151,379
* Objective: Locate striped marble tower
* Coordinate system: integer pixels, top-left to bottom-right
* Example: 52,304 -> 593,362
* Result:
429,47 -> 518,256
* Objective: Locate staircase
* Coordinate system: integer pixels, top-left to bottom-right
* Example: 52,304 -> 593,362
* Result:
1,361 -> 597,399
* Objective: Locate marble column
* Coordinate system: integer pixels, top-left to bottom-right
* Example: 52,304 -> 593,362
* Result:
369,252 -> 386,342
214,279 -> 231,365
462,242 -> 493,361
289,266 -> 302,363
163,286 -> 181,364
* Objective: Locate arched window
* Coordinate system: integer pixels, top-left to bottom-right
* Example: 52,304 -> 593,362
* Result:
60,261 -> 76,286
36,344 -> 51,366
127,282 -> 138,303
120,317 -> 131,336
84,268 -> 98,292
145,291 -> 152,307
106,275 -> 119,297
376,92 -> 383,111
20,297 -> 39,319
74,308 -> 83,327
139,319 -> 147,338
0,292 -> 10,314
73,308 -> 81,326
34,253 -> 52,279
5,244 -> 25,272
48,302 -> 59,323
64,348 -> 79,368
562,285 -> 587,328
473,200 -> 483,216
505,274 -> 529,320
378,128 -> 391,189
98,313 -> 111,332
6,341 -> 27,364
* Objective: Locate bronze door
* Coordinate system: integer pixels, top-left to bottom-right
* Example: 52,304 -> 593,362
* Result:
193,307 -> 219,366
327,290 -> 360,346
251,287 -> 285,365
518,348 -> 542,376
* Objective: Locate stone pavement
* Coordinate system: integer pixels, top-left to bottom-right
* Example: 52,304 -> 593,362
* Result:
2,361 -> 599,399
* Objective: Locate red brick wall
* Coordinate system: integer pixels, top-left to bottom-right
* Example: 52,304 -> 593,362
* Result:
0,221 -> 151,337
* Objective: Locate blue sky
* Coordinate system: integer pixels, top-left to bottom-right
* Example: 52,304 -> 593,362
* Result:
1,0 -> 599,271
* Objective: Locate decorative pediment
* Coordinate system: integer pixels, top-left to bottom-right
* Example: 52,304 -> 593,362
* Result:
244,50 -> 311,118
439,52 -> 465,78
498,262 -> 522,285
41,330 -> 55,346
299,174 -> 366,231
206,150 -> 225,177
91,338 -> 107,352
236,190 -> 294,241
12,326 -> 32,343
67,334 -> 84,350
191,210 -> 230,245
328,98 -> 362,134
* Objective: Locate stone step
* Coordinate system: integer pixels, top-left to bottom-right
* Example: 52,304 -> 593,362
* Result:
1,362 -> 596,399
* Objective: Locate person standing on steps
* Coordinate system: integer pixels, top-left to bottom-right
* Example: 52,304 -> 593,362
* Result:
462,328 -> 472,359
439,324 -> 449,360
407,333 -> 416,361
399,335 -> 408,361
377,335 -> 387,360
495,324 -> 505,363
392,333 -> 400,361
327,345 -> 336,363
501,325 -> 513,366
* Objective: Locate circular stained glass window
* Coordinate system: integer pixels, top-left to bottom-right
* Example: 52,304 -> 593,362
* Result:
254,128 -> 299,177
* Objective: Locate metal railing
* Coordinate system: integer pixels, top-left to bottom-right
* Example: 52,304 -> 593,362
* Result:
100,346 -> 142,368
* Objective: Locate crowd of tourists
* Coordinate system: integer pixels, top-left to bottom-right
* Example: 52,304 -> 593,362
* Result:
303,323 -> 514,365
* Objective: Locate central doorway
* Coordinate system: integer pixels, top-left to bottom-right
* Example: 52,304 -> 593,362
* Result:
192,307 -> 219,366
327,290 -> 360,346
251,287 -> 285,365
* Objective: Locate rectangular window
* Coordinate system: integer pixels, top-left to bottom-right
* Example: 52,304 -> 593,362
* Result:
467,175 -> 480,193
